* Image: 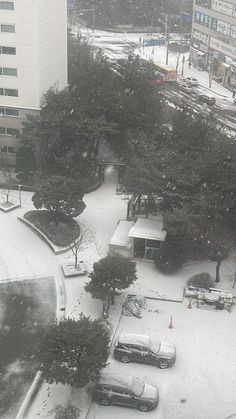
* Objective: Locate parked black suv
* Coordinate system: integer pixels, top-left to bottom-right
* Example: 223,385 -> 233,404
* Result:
93,373 -> 159,412
114,333 -> 176,369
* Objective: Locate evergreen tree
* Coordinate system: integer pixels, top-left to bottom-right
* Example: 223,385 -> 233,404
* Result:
32,176 -> 85,223
85,254 -> 137,305
37,316 -> 110,387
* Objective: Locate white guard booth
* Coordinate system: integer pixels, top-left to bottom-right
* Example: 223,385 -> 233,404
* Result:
109,216 -> 166,261
128,216 -> 166,260
109,220 -> 135,258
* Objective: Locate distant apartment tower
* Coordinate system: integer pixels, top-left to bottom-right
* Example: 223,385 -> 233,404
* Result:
190,0 -> 236,87
0,0 -> 68,165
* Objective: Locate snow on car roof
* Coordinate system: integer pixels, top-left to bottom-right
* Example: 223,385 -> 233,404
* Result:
99,373 -> 133,389
118,333 -> 151,346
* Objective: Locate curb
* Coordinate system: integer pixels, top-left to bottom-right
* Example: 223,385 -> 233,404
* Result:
199,83 -> 230,98
18,215 -> 81,255
15,372 -> 43,419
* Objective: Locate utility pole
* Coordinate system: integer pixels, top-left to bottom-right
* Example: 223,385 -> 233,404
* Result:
181,55 -> 185,75
165,15 -> 170,65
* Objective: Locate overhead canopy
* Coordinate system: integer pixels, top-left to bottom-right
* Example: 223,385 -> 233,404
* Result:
128,217 -> 166,242
109,220 -> 135,248
191,47 -> 206,56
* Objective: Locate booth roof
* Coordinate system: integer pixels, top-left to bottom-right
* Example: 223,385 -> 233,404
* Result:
109,220 -> 135,248
128,217 -> 166,241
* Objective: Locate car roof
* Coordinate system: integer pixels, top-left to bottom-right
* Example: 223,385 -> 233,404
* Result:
199,94 -> 214,99
118,333 -> 151,346
99,373 -> 134,390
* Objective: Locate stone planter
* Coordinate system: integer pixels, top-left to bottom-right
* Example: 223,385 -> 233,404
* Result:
61,261 -> 87,278
0,202 -> 20,212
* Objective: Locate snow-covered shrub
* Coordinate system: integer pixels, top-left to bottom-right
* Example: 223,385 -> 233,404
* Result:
187,272 -> 214,290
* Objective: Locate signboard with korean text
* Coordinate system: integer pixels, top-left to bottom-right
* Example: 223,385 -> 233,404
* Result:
210,36 -> 236,59
192,29 -> 209,44
194,11 -> 210,26
212,0 -> 233,16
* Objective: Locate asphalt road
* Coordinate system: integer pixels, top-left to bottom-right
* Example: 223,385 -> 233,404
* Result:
158,84 -> 236,136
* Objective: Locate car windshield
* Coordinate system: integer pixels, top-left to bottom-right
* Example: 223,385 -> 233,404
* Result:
131,378 -> 145,396
150,338 -> 161,353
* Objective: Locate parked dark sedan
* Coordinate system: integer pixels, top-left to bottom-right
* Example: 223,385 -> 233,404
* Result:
93,373 -> 159,412
114,333 -> 176,369
197,94 -> 216,105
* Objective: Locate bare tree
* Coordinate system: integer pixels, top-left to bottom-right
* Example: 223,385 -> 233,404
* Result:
70,228 -> 92,269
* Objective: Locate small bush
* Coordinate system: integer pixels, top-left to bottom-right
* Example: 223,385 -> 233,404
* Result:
187,272 -> 214,290
154,241 -> 185,274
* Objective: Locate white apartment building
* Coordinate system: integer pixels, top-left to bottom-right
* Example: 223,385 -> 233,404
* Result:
190,0 -> 236,87
0,0 -> 68,165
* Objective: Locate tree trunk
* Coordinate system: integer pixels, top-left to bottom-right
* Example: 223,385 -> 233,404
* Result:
111,288 -> 115,305
215,259 -> 221,283
145,193 -> 151,218
75,249 -> 78,269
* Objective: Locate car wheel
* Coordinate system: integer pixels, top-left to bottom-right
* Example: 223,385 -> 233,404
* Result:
159,359 -> 169,369
138,404 -> 149,412
100,398 -> 111,406
120,354 -> 130,363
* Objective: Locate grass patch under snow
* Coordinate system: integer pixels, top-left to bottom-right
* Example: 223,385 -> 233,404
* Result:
0,277 -> 56,417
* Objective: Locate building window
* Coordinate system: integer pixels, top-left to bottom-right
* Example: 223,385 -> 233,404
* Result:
0,145 -> 16,154
1,145 -> 7,152
0,1 -> 14,10
194,11 -> 210,26
0,127 -> 20,136
0,88 -> 18,96
0,67 -> 17,76
0,127 -> 6,134
6,127 -> 19,135
7,146 -> 16,153
1,24 -> 15,33
1,46 -> 16,54
0,106 -> 19,116
6,107 -> 19,116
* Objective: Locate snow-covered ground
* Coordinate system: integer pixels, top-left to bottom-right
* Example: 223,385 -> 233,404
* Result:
90,299 -> 236,419
1,166 -> 236,418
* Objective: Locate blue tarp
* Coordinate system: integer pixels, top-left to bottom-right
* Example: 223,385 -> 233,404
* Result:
144,38 -> 165,47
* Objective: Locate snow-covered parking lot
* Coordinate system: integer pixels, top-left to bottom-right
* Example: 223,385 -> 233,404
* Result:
90,299 -> 236,419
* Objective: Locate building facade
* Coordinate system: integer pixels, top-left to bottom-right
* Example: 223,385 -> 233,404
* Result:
190,0 -> 236,87
0,0 -> 68,165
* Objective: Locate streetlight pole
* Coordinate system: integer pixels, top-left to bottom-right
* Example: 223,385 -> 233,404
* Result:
18,184 -> 22,207
165,15 -> 170,66
158,13 -> 170,65
181,55 -> 185,76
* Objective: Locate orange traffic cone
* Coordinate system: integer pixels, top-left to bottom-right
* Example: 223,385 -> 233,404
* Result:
188,299 -> 192,309
169,316 -> 173,329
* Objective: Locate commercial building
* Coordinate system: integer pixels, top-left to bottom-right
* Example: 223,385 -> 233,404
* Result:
190,0 -> 236,87
0,0 -> 68,165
